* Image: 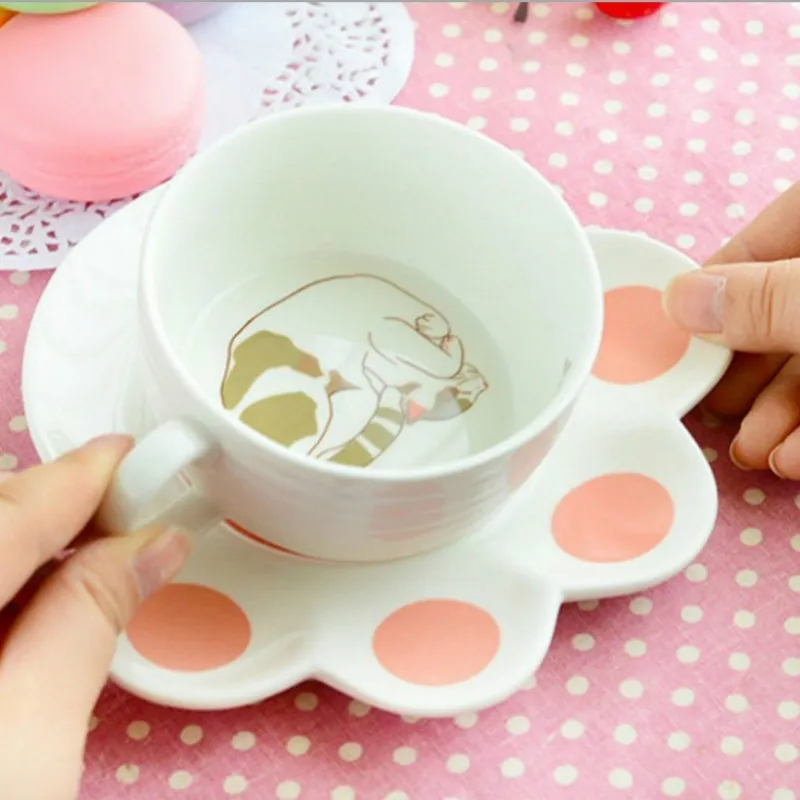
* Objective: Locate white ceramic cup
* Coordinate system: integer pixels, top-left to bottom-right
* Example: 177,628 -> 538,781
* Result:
99,106 -> 604,562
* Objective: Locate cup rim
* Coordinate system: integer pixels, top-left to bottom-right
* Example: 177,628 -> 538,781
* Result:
140,104 -> 604,483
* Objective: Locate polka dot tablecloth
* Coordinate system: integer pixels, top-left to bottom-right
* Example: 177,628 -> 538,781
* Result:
1,2 -> 799,798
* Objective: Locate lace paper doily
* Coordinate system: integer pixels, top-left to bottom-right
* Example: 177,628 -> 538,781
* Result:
0,2 -> 415,272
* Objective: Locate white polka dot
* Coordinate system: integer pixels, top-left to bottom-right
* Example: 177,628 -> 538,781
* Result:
442,23 -> 461,37
614,724 -> 637,745
729,652 -> 751,671
434,53 -> 454,68
701,18 -> 721,33
566,675 -> 589,696
725,694 -> 749,713
646,135 -> 664,150
718,780 -> 743,800
527,30 -> 547,45
672,688 -> 695,707
662,778 -> 686,797
624,638 -> 647,657
180,725 -> 203,746
734,610 -> 756,629
0,305 -> 18,321
634,198 -> 654,214
471,87 -> 492,103
699,46 -> 719,62
655,44 -> 674,58
554,764 -> 578,786
728,203 -> 747,218
739,80 -> 758,95
490,2 -> 509,12
598,129 -> 618,144
501,758 -> 525,778
286,736 -> 310,756
339,743 -> 363,762
679,203 -> 699,219
783,657 -> 800,677
0,453 -> 17,470
778,700 -> 799,720
778,147 -> 797,163
687,138 -> 705,153
677,645 -> 700,664
549,153 -> 568,168
429,82 -> 450,97
732,140 -> 752,155
555,121 -> 574,136
484,28 -> 503,43
522,59 -> 541,73
780,115 -> 799,131
560,719 -> 585,740
741,52 -> 759,66
126,721 -> 150,741
776,743 -> 799,763
348,700 -> 371,718
566,62 -> 586,78
447,754 -> 470,774
694,77 -> 715,93
521,675 -> 537,690
609,768 -> 633,789
773,790 -> 796,800
684,170 -> 703,185
791,23 -> 800,38
735,108 -> 756,125
277,781 -> 301,800
506,715 -> 531,736
603,99 -> 622,114
560,92 -> 579,106
331,789 -> 356,800
570,34 -> 589,48
736,569 -> 758,587
729,172 -> 748,187
115,765 -> 140,785
532,3 -> 550,16
785,616 -> 800,635
516,88 -> 536,102
648,102 -> 667,118
88,716 -> 99,732
692,109 -> 711,124
467,117 -> 486,131
589,192 -> 608,208
8,416 -> 26,432
169,771 -> 193,791
231,732 -> 255,751
594,159 -> 614,175
704,447 -> 718,463
294,692 -> 318,711
510,117 -> 530,133
677,235 -> 696,251
609,70 -> 627,85
9,271 -> 29,286
478,58 -> 498,73
721,736 -> 744,756
454,712 -> 478,729
651,72 -> 671,87
0,342 -> 7,355
792,536 -> 800,553
668,731 -> 692,752
393,746 -> 417,766
791,575 -> 800,592
620,679 -> 644,699
578,599 -> 599,612
739,527 -> 762,546
630,597 -> 653,615
745,19 -> 763,35
611,40 -> 630,55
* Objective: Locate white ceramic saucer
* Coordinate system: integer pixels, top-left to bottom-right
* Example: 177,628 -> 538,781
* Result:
22,189 -> 731,717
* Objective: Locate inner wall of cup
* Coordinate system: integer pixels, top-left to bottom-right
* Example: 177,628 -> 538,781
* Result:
147,109 -> 596,457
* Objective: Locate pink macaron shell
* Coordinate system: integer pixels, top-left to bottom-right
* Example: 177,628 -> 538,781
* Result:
0,3 -> 205,202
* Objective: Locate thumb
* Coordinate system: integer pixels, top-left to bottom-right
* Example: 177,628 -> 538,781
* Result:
0,526 -> 190,738
663,259 -> 800,353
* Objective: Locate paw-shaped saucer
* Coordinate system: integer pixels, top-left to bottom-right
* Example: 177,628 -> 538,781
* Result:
22,191 -> 730,716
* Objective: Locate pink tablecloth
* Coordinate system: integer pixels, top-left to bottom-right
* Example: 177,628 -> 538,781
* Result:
1,3 -> 798,798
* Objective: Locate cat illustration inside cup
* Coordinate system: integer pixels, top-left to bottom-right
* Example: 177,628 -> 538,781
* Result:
219,274 -> 489,468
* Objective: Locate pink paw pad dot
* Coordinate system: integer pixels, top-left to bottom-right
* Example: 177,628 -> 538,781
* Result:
593,286 -> 691,384
373,599 -> 501,686
127,584 -> 251,671
552,473 -> 674,562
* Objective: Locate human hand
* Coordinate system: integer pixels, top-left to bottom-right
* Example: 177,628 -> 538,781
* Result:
0,436 -> 191,800
663,182 -> 800,479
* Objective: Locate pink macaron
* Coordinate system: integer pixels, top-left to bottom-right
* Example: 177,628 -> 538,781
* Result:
0,3 -> 206,202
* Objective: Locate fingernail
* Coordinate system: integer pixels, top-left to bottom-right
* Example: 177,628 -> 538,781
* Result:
768,447 -> 787,479
729,437 -> 752,471
663,272 -> 726,333
133,527 -> 191,599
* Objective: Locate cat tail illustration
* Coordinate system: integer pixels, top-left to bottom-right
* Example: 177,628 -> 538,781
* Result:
318,387 -> 409,468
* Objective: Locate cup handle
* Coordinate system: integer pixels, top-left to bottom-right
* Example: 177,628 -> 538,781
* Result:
97,419 -> 222,536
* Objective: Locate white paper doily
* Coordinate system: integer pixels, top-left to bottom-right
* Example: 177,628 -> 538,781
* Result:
0,1 -> 415,272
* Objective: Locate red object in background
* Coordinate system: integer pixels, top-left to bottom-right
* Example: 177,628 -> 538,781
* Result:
595,3 -> 666,19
